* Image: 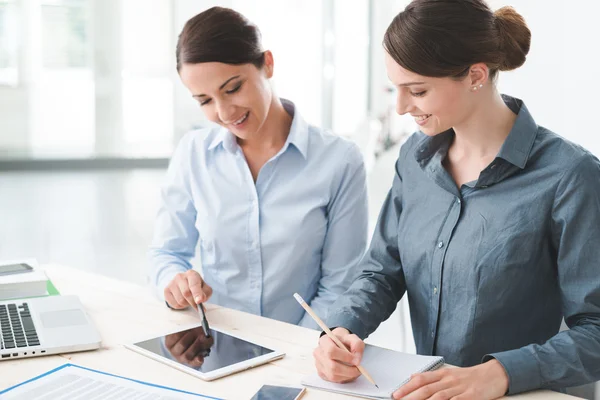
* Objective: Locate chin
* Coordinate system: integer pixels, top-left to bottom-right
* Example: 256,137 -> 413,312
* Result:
420,122 -> 451,137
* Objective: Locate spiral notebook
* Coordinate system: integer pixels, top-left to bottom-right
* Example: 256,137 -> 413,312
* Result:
301,344 -> 444,399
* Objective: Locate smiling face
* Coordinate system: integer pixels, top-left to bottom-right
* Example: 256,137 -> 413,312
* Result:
179,53 -> 274,140
384,51 -> 478,136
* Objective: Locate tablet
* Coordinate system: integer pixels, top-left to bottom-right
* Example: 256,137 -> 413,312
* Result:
124,324 -> 285,381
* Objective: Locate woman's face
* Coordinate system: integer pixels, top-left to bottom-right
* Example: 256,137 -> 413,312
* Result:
384,51 -> 477,136
179,53 -> 273,140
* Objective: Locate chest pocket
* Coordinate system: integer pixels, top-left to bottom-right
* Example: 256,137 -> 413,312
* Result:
195,213 -> 217,266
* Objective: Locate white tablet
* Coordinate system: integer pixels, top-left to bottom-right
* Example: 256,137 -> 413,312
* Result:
124,323 -> 285,381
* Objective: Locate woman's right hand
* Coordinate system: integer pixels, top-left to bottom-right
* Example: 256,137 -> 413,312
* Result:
164,270 -> 213,310
313,327 -> 365,383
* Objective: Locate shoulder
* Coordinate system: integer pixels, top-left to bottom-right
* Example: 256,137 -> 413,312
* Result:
533,127 -> 600,179
307,125 -> 364,167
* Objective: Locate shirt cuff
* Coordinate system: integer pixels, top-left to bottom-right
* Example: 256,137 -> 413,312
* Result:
155,266 -> 186,303
483,348 -> 542,395
326,311 -> 369,339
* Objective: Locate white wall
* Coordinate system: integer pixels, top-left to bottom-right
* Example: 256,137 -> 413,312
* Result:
489,0 -> 600,157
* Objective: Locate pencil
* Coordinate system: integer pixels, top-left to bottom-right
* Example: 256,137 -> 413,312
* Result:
293,293 -> 379,388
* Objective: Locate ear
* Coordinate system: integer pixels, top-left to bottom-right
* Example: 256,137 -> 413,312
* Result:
263,50 -> 274,79
467,63 -> 489,92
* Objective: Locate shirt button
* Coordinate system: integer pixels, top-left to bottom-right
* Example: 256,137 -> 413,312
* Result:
433,286 -> 438,294
431,331 -> 435,338
457,198 -> 461,205
437,241 -> 444,249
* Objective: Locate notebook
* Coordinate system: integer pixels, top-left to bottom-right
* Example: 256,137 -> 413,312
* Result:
301,344 -> 444,399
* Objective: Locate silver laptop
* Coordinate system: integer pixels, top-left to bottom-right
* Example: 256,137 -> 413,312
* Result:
0,295 -> 101,361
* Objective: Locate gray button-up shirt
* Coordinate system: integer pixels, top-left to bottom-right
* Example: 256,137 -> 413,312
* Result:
327,95 -> 600,394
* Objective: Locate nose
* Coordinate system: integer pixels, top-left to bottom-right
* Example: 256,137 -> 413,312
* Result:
395,92 -> 413,116
215,99 -> 236,124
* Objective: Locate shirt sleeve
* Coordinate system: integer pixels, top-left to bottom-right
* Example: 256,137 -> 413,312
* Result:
299,143 -> 369,329
147,134 -> 200,303
323,145 -> 409,339
483,153 -> 600,394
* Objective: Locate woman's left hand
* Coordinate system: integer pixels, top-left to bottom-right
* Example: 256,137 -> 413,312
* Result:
393,359 -> 509,400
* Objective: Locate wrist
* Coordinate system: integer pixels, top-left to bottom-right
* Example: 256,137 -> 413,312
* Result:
483,359 -> 509,396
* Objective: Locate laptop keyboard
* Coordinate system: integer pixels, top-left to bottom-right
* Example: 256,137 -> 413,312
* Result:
0,302 -> 40,350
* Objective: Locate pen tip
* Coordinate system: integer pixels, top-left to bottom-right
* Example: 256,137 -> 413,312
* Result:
375,385 -> 379,388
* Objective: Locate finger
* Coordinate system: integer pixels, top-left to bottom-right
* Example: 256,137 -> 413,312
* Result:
399,380 -> 456,400
169,284 -> 190,309
176,277 -> 197,309
164,289 -> 185,310
319,335 -> 355,365
393,371 -> 444,398
171,330 -> 197,357
188,273 -> 210,303
339,334 -> 365,365
429,387 -> 463,400
314,346 -> 361,382
314,351 -> 358,383
186,356 -> 205,368
186,334 -> 214,360
164,332 -> 184,349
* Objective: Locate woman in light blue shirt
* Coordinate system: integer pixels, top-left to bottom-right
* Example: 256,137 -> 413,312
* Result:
148,7 -> 368,329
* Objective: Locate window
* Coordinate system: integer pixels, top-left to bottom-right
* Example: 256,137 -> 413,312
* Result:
0,0 -> 18,86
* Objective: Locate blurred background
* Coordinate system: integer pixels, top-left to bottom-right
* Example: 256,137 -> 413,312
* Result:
0,1 -> 598,397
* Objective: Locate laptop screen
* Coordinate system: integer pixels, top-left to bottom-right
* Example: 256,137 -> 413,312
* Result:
133,326 -> 275,373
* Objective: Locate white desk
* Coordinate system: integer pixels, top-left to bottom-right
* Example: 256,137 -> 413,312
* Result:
2,265 -> 577,399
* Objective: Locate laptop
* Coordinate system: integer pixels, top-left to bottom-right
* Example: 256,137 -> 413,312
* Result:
0,295 -> 101,360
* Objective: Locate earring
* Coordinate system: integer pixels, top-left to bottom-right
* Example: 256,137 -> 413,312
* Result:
472,84 -> 483,91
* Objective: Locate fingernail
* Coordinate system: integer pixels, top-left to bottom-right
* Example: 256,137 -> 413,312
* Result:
195,296 -> 201,303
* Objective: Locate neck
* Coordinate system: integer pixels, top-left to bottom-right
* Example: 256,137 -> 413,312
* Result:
238,96 -> 292,151
451,90 -> 517,159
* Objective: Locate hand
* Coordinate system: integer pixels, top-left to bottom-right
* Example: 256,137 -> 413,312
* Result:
164,327 -> 214,368
164,270 -> 213,310
393,359 -> 509,400
313,327 -> 365,383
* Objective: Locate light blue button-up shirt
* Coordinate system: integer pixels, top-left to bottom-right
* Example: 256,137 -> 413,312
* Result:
148,100 -> 368,329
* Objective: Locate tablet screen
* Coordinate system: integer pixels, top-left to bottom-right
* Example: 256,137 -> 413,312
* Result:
133,326 -> 275,373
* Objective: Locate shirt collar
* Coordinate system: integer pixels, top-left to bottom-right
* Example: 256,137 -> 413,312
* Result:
495,95 -> 538,169
207,98 -> 309,159
415,95 -> 538,169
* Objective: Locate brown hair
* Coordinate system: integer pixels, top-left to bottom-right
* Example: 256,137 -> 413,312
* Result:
383,0 -> 531,80
176,7 -> 265,71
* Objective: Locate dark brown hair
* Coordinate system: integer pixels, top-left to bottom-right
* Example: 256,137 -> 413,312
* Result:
383,0 -> 531,80
176,7 -> 265,71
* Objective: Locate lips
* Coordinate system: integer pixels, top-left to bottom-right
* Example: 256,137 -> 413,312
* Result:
413,114 -> 432,126
231,112 -> 249,126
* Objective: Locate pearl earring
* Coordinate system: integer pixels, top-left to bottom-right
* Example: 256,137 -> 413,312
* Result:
472,84 -> 484,91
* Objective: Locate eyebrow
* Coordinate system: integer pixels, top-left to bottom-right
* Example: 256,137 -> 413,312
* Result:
194,75 -> 241,98
398,81 -> 426,87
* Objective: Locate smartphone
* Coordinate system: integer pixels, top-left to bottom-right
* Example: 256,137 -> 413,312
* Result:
0,263 -> 34,277
250,385 -> 306,400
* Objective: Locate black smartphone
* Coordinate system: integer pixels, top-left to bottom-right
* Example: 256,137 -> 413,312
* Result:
250,385 -> 305,400
0,263 -> 34,277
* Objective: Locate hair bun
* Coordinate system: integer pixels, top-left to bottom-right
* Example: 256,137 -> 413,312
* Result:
494,6 -> 531,71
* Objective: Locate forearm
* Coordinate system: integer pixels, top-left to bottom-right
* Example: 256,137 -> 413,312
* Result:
326,266 -> 406,339
485,324 -> 600,394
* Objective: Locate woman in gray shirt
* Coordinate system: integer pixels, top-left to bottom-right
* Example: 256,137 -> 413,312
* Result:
313,0 -> 600,398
